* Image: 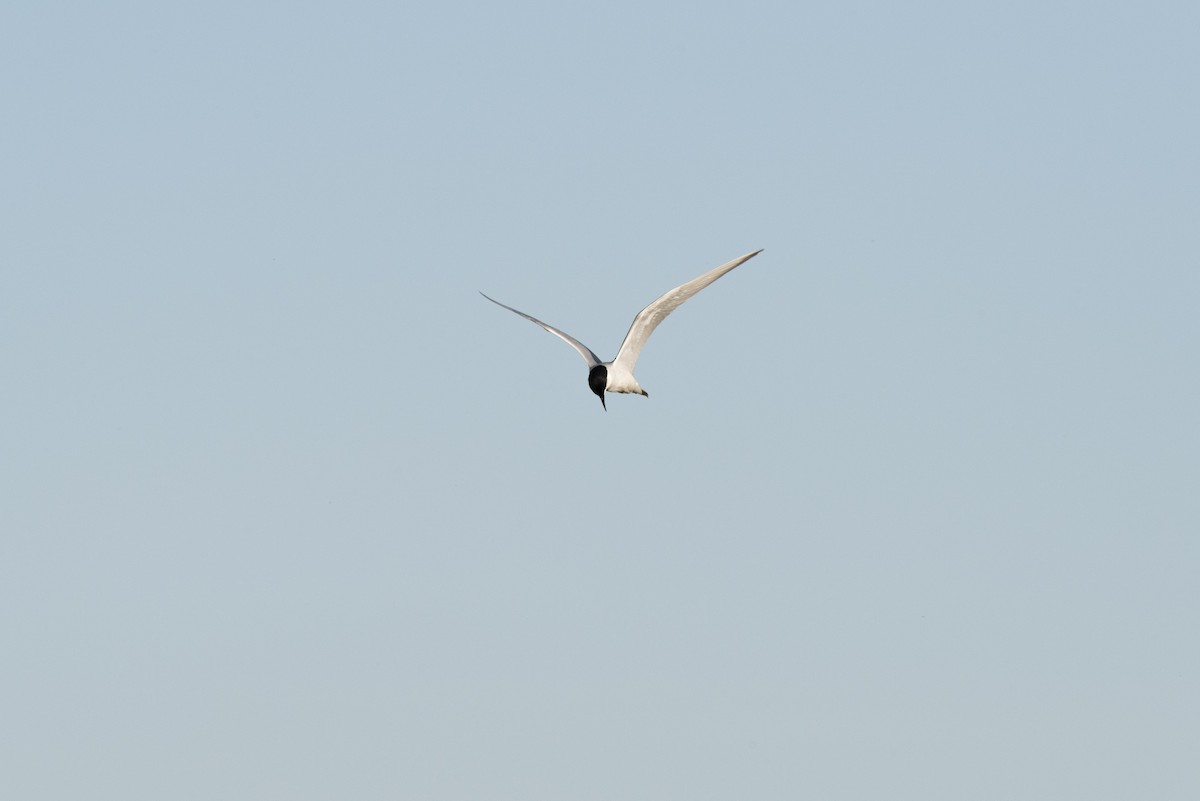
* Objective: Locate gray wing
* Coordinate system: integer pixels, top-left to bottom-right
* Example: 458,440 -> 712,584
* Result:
611,249 -> 762,374
480,292 -> 602,368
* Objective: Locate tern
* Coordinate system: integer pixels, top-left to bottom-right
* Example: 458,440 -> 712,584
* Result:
481,249 -> 762,410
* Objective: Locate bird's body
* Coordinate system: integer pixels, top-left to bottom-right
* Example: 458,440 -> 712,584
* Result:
482,249 -> 762,409
600,363 -> 646,396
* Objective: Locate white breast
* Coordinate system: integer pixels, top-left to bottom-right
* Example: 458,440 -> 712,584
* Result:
603,362 -> 646,395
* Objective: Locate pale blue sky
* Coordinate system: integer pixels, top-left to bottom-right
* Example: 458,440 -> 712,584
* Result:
3,2 -> 1198,799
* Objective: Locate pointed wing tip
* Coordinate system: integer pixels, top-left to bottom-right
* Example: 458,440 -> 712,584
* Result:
728,248 -> 764,266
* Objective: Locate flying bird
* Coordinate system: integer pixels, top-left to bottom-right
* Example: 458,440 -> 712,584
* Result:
481,249 -> 763,410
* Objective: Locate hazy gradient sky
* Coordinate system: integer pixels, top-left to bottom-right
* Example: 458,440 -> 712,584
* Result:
3,2 -> 1198,799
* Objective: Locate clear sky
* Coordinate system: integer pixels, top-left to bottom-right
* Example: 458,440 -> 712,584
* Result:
3,2 -> 1197,799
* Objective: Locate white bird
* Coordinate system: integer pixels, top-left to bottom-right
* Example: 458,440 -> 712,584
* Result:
481,249 -> 763,410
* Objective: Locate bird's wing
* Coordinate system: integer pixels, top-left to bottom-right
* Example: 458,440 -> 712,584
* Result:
480,292 -> 603,368
611,249 -> 762,374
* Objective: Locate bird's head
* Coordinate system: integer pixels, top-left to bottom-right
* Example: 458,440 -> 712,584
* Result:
588,365 -> 608,411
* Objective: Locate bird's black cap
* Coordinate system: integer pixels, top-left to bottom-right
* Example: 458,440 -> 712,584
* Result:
588,365 -> 607,411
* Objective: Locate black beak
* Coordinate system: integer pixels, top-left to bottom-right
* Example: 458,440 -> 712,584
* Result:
599,393 -> 606,411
